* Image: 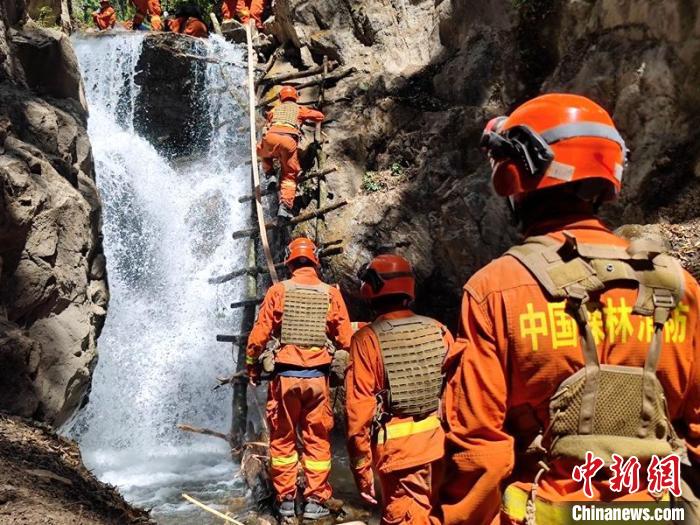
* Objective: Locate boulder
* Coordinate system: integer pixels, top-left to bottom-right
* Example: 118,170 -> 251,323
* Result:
0,9 -> 106,427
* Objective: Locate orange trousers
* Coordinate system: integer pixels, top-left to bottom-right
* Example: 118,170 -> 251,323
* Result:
379,461 -> 441,525
267,376 -> 333,502
257,131 -> 300,208
221,0 -> 264,26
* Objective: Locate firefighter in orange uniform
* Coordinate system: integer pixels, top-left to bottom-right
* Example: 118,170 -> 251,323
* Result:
130,0 -> 162,30
167,4 -> 208,37
257,85 -> 324,220
92,0 -> 116,30
246,237 -> 352,519
346,254 -> 454,525
221,0 -> 265,29
437,93 -> 700,524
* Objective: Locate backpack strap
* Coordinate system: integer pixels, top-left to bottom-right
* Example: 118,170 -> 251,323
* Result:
507,232 -> 684,436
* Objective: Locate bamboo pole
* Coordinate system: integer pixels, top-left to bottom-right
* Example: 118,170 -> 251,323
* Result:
210,12 -> 222,35
246,21 -> 279,283
182,493 -> 245,525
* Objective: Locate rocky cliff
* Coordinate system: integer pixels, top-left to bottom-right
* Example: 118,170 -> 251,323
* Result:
0,0 -> 106,426
263,0 -> 700,325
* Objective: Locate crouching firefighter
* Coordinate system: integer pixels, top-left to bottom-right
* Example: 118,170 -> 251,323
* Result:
437,93 -> 700,525
346,254 -> 454,525
246,237 -> 352,519
257,85 -> 324,220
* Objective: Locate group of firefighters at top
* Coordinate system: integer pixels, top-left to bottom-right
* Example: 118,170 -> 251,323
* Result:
246,93 -> 700,524
91,0 -> 267,37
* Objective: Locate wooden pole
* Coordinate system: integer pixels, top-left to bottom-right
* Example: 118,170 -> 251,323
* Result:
257,67 -> 356,107
246,21 -> 279,283
231,200 -> 348,239
260,61 -> 338,85
237,167 -> 337,203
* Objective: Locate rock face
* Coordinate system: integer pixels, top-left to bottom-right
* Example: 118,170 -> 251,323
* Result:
134,33 -> 213,158
0,2 -> 106,426
265,0 -> 700,325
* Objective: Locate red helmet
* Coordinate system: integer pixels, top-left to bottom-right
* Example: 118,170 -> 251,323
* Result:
480,94 -> 627,202
279,85 -> 298,102
358,254 -> 415,301
285,237 -> 319,267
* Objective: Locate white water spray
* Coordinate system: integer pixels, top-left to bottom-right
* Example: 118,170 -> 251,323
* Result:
67,32 -> 250,522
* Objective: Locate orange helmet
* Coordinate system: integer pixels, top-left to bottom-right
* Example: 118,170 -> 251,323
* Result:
285,237 -> 319,267
358,254 -> 415,301
279,85 -> 298,102
480,94 -> 627,202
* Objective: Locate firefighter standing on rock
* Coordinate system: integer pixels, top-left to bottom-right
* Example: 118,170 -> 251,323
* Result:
436,94 -> 700,524
246,237 -> 352,520
346,254 -> 454,525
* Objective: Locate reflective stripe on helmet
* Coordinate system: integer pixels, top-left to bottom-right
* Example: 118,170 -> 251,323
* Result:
540,122 -> 626,151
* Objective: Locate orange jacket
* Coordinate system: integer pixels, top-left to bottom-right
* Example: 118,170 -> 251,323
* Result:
93,6 -> 116,29
246,267 -> 352,373
168,16 -> 208,37
346,309 -> 454,492
439,216 -> 700,524
131,0 -> 161,16
265,104 -> 324,137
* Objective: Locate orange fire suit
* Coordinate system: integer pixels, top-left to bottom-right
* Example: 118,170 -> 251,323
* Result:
221,0 -> 265,28
93,5 -> 116,30
131,0 -> 162,29
246,266 -> 352,503
168,16 -> 208,37
437,216 -> 700,525
257,104 -> 324,209
346,309 -> 454,525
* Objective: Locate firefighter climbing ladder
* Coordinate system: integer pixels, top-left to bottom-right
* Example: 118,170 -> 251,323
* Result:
176,20 -> 355,454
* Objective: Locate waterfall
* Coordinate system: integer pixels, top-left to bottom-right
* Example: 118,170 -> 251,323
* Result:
67,32 -> 250,522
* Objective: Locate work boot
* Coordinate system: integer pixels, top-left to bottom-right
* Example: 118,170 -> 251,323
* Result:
265,172 -> 278,192
277,203 -> 294,221
303,500 -> 330,520
277,497 -> 296,518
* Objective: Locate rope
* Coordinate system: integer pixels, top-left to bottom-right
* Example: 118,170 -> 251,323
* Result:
246,20 -> 278,283
182,493 -> 245,524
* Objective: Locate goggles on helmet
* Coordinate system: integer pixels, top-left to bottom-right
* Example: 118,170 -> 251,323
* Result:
357,263 -> 413,294
480,124 -> 555,178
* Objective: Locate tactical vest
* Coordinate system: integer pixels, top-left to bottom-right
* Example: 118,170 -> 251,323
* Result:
371,315 -> 446,418
279,280 -> 330,347
270,102 -> 300,132
507,232 -> 684,464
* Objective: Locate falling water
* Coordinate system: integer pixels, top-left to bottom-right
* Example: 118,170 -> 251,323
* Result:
67,32 -> 251,523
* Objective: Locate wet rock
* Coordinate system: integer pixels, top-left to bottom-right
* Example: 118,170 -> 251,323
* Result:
134,32 -> 213,158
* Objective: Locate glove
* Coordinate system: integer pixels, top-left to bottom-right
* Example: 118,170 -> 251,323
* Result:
247,364 -> 260,386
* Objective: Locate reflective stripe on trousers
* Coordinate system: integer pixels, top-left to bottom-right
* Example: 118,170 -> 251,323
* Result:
376,415 -> 441,445
271,451 -> 299,468
502,484 -> 672,525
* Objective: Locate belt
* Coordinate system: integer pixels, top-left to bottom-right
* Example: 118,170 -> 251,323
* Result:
276,365 -> 328,378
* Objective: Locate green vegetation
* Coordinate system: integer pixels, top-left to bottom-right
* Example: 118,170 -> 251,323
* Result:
362,171 -> 386,193
36,5 -> 58,27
